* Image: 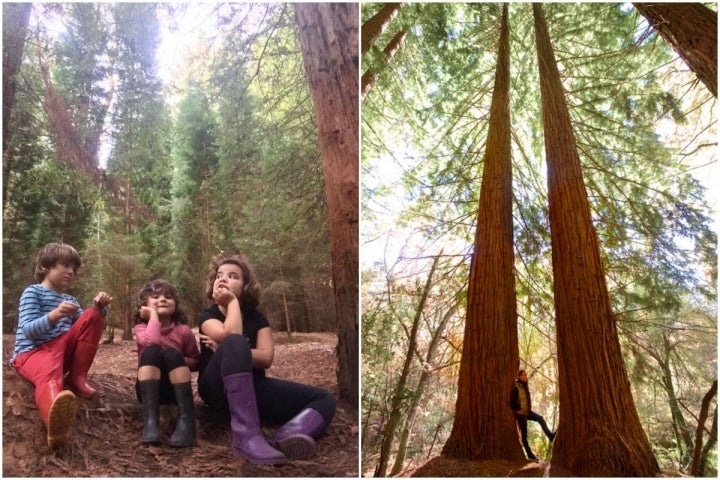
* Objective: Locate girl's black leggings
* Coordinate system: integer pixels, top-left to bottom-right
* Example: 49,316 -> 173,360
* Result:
135,344 -> 188,405
197,334 -> 336,426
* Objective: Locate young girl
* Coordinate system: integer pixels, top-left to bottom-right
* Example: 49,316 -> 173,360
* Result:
134,279 -> 200,447
11,242 -> 112,447
196,254 -> 336,464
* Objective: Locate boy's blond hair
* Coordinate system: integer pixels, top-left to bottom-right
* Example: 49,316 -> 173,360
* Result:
34,242 -> 82,282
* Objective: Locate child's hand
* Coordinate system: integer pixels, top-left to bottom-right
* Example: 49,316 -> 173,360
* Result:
93,292 -> 113,311
212,287 -> 237,307
199,334 -> 218,352
138,306 -> 158,321
50,301 -> 79,323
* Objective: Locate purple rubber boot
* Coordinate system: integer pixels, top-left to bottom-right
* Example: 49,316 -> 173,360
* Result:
268,408 -> 327,460
223,372 -> 286,464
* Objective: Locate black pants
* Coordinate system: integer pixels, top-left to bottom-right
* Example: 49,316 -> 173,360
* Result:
198,334 -> 336,426
135,345 -> 188,405
516,410 -> 553,453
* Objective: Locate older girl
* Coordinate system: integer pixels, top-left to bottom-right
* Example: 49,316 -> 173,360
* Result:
197,254 -> 336,464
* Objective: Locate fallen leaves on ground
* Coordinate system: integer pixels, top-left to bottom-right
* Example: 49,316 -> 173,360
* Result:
3,332 -> 358,477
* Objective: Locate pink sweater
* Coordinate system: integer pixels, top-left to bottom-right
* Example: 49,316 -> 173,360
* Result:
134,320 -> 200,372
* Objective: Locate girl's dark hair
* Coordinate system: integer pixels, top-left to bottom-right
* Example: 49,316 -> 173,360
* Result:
205,254 -> 262,309
34,242 -> 82,282
134,279 -> 188,325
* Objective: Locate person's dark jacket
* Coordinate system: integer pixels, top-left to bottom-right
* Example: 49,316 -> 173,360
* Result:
509,379 -> 531,415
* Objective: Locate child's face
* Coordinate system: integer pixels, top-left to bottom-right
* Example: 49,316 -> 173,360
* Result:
145,290 -> 177,317
42,261 -> 76,292
214,263 -> 245,299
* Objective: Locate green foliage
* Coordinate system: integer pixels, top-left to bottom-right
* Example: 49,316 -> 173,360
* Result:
52,3 -> 113,134
78,225 -> 152,337
3,157 -> 100,332
109,3 -> 172,215
197,3 -> 333,330
3,3 -> 335,334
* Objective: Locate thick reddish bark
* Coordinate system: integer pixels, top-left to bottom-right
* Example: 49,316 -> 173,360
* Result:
533,4 -> 658,476
634,3 -> 717,97
295,3 -> 359,407
442,4 -> 524,461
361,30 -> 406,99
361,3 -> 403,56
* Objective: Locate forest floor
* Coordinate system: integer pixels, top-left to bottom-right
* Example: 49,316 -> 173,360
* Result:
399,456 -> 568,477
399,454 -> 687,477
2,332 -> 358,477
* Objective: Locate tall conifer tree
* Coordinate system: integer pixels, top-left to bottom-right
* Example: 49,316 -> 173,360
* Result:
295,3 -> 359,405
442,3 -> 524,461
533,4 -> 659,475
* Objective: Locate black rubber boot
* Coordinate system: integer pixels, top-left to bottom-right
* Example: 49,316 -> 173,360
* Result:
525,446 -> 538,461
169,382 -> 196,447
139,379 -> 162,444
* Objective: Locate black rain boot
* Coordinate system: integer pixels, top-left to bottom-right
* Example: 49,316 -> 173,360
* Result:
169,382 -> 196,447
139,379 -> 162,444
524,446 -> 538,461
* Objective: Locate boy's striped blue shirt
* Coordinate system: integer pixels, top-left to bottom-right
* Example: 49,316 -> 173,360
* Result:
11,284 -> 82,363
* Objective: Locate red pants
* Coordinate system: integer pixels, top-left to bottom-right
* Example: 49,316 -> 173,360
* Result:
12,308 -> 104,403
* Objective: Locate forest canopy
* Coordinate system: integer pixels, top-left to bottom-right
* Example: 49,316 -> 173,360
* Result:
3,3 -> 337,338
361,2 -> 717,476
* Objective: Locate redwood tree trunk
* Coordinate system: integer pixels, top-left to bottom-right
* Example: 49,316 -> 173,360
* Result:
442,4 -> 524,461
361,3 -> 403,56
295,3 -> 359,407
362,30 -> 406,100
634,3 -> 717,97
532,4 -> 658,476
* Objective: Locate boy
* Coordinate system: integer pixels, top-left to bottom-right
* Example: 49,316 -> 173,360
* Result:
10,242 -> 113,447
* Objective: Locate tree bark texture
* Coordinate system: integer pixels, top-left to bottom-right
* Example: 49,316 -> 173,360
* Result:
441,4 -> 524,462
361,3 -> 403,56
295,3 -> 359,407
532,4 -> 659,476
2,3 -> 32,154
362,30 -> 406,100
633,3 -> 717,97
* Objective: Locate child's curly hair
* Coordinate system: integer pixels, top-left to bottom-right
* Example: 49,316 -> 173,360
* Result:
205,254 -> 262,309
134,279 -> 188,325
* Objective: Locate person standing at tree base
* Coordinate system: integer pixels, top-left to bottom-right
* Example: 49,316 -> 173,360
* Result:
510,369 -> 556,460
